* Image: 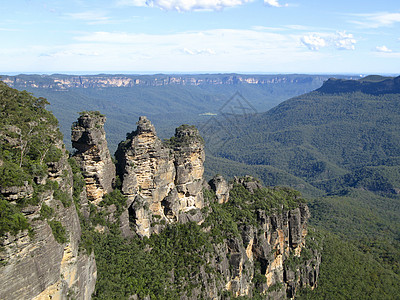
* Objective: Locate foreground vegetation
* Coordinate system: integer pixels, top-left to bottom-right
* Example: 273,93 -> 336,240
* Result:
0,82 -> 68,240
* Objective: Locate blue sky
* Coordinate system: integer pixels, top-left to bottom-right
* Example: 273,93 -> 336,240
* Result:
1,0 -> 400,74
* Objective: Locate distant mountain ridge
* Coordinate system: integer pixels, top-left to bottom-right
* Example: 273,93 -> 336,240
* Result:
2,73 -> 350,90
317,75 -> 400,94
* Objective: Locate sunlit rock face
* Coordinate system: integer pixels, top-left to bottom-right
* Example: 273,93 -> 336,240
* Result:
71,112 -> 115,205
184,175 -> 321,299
115,117 -> 205,237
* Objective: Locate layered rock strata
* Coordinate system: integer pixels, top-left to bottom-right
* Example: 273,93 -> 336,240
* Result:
71,112 -> 115,204
203,177 -> 321,299
115,117 -> 205,237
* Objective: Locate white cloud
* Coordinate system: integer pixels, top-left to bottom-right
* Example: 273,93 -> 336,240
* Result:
66,11 -> 111,24
0,28 -> 20,32
375,45 -> 392,53
118,0 -> 253,11
334,31 -> 356,50
301,31 -> 356,51
301,34 -> 326,51
264,0 -> 288,8
59,28 -> 320,72
285,25 -> 310,30
350,12 -> 400,28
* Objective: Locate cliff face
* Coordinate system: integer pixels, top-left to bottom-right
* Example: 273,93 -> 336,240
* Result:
115,117 -> 205,237
0,136 -> 96,300
71,112 -> 115,205
187,176 -> 321,299
0,82 -> 96,300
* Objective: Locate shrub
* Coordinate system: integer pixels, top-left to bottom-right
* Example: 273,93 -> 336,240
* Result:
48,220 -> 68,244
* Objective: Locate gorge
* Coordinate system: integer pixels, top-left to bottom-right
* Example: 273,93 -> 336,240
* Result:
0,81 -> 320,299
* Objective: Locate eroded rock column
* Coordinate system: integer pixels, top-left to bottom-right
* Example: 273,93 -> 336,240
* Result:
71,111 -> 115,204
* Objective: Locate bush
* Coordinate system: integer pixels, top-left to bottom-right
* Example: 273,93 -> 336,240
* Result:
39,203 -> 54,220
53,189 -> 72,207
0,161 -> 31,187
0,197 -> 30,236
48,220 -> 68,244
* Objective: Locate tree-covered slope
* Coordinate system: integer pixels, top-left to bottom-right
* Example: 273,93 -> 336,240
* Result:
206,77 -> 400,191
202,76 -> 400,298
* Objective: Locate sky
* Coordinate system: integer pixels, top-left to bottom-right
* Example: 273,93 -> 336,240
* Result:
1,0 -> 400,74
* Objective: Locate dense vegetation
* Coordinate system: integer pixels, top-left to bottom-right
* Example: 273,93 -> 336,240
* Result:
297,232 -> 400,299
0,81 -> 68,242
82,183 -> 306,299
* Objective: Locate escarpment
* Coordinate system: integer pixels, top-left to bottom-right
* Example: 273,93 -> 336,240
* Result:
0,152 -> 96,300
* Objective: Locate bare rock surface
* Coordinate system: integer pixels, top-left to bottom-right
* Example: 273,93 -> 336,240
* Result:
71,112 -> 115,204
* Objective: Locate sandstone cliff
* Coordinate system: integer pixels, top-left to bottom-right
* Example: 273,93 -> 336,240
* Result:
174,175 -> 321,299
0,127 -> 96,299
2,74 -> 336,90
71,111 -> 115,205
115,117 -> 205,237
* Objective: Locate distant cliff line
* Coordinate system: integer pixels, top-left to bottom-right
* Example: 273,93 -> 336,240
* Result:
1,74 -> 351,90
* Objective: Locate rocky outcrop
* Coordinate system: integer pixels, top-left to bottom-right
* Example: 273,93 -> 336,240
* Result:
71,111 -> 115,204
115,116 -> 176,237
115,118 -> 205,237
209,174 -> 230,203
172,125 -> 205,214
0,148 -> 96,300
205,176 -> 321,299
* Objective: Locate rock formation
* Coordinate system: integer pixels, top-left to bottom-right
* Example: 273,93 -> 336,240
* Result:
71,111 -> 115,205
115,118 -> 205,237
209,174 -> 230,203
204,176 -> 320,298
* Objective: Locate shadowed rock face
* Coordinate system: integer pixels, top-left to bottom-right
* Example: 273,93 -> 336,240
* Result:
115,118 -> 205,237
71,112 -> 115,204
